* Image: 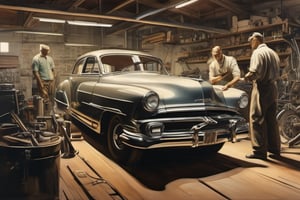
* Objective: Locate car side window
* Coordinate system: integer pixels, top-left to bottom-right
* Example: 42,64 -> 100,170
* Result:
101,55 -> 133,72
83,57 -> 99,74
72,59 -> 85,74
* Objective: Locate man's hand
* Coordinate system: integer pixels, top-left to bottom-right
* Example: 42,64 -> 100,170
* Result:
221,85 -> 229,90
41,87 -> 49,99
244,72 -> 255,82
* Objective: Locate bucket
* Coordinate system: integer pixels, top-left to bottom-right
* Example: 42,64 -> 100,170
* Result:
0,136 -> 61,199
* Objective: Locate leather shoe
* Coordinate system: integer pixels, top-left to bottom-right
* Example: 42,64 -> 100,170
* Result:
269,150 -> 280,156
245,153 -> 267,160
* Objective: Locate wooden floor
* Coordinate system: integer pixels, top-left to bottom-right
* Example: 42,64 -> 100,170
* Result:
59,133 -> 300,200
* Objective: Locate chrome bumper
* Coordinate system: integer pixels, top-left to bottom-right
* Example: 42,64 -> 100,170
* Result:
119,128 -> 230,149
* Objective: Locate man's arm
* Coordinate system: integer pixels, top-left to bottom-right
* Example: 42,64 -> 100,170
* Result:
222,56 -> 241,90
211,71 -> 231,84
222,75 -> 240,90
33,71 -> 43,89
33,71 -> 48,98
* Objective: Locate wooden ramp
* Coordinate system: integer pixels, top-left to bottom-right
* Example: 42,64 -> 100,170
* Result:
59,136 -> 300,200
59,140 -> 226,200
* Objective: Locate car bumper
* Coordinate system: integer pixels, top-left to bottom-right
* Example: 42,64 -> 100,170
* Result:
119,115 -> 244,149
119,128 -> 231,149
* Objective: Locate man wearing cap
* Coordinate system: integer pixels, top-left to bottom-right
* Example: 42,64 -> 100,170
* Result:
209,46 -> 241,90
244,32 -> 281,160
32,44 -> 55,106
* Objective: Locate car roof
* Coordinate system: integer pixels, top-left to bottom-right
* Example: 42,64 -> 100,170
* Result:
78,49 -> 155,60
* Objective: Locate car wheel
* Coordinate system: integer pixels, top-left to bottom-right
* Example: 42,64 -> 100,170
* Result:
277,109 -> 300,144
107,115 -> 132,163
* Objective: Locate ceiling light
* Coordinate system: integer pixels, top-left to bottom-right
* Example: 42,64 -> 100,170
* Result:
67,20 -> 112,27
15,31 -> 63,36
33,17 -> 66,23
175,0 -> 198,9
64,43 -> 96,47
33,17 -> 112,28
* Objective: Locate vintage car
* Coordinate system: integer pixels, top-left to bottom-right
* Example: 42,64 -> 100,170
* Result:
55,49 -> 248,163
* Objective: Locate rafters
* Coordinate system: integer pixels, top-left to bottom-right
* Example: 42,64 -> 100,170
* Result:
0,4 -> 228,33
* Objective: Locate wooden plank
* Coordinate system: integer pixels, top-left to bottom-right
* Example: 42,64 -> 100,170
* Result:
71,141 -> 148,200
60,156 -> 90,200
60,152 -> 123,200
63,134 -> 300,199
67,164 -> 118,200
200,167 -> 300,199
71,140 -> 226,200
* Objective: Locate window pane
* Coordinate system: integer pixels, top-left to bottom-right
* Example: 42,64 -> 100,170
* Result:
0,42 -> 9,53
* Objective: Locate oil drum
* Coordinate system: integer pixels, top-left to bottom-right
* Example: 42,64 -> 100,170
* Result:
0,136 -> 61,199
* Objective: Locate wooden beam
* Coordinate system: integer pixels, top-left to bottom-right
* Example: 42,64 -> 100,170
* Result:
0,4 -> 228,34
23,12 -> 44,28
72,0 -> 86,8
106,0 -> 135,14
209,0 -> 248,15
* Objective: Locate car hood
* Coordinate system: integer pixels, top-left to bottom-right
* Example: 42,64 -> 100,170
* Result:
102,73 -> 225,108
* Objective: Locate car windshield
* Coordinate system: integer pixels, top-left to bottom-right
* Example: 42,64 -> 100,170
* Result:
100,54 -> 168,75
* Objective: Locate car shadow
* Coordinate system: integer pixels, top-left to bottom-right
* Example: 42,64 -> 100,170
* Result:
120,148 -> 266,191
76,122 -> 269,191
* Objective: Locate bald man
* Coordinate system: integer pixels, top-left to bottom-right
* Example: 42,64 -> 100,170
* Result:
209,46 -> 241,90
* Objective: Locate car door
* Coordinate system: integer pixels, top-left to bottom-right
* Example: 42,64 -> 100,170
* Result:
70,56 -> 100,117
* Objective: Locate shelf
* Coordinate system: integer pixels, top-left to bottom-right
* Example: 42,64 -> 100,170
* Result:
178,20 -> 296,66
214,21 -> 288,38
184,51 -> 291,64
189,38 -> 289,55
177,20 -> 288,45
180,37 -> 291,63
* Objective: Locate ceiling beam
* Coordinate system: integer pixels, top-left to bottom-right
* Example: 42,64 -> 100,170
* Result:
23,12 -> 37,28
71,0 -> 86,8
209,0 -> 248,15
0,4 -> 228,34
138,0 -> 201,20
106,0 -> 134,14
106,0 -> 203,34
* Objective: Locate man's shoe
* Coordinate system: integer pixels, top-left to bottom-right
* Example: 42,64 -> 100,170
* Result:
245,153 -> 267,160
269,150 -> 281,156
268,153 -> 281,159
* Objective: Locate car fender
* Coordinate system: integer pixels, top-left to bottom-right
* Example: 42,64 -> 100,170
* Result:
91,82 -> 157,118
213,85 -> 248,109
55,79 -> 71,110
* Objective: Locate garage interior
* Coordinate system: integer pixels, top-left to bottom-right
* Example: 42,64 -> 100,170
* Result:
0,0 -> 300,199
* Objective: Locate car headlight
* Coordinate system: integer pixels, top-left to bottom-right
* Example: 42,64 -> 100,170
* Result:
143,91 -> 159,112
238,94 -> 249,109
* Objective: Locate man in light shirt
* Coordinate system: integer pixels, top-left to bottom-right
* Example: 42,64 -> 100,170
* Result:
32,44 -> 55,105
209,46 -> 241,90
245,32 -> 281,160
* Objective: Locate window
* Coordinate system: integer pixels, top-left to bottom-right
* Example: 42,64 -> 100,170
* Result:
83,57 -> 99,73
101,55 -> 133,72
0,42 -> 9,53
72,59 -> 85,74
